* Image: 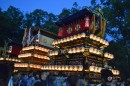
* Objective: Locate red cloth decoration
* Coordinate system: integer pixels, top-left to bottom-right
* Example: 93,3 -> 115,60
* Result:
11,45 -> 22,55
63,19 -> 87,37
58,27 -> 63,37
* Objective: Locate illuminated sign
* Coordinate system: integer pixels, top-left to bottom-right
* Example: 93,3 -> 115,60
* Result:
39,35 -> 54,48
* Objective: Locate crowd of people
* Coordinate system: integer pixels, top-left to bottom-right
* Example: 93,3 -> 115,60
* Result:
7,70 -> 130,86
8,70 -> 88,86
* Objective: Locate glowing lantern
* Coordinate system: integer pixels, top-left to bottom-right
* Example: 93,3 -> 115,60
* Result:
81,33 -> 86,38
81,47 -> 85,52
93,36 -> 97,41
89,66 -> 95,71
73,35 -> 77,40
77,47 -> 80,53
97,37 -> 101,42
100,39 -> 104,44
65,65 -> 68,70
73,65 -> 77,71
69,36 -> 72,41
66,37 -> 69,42
104,52 -> 109,57
77,34 -> 81,39
89,47 -> 93,53
90,34 -> 94,39
69,65 -> 73,71
97,67 -> 102,73
78,65 -> 83,71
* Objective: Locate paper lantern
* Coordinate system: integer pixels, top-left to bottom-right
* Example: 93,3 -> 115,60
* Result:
81,33 -> 86,38
97,67 -> 102,73
69,65 -> 73,71
77,34 -> 81,39
93,36 -> 97,40
81,47 -> 85,52
104,52 -> 109,57
65,65 -> 68,70
73,48 -> 76,53
78,65 -> 83,71
89,66 -> 95,71
93,49 -> 97,54
97,37 -> 101,42
100,39 -> 103,43
52,66 -> 54,70
89,47 -> 93,53
73,65 -> 77,71
90,34 -> 94,39
66,37 -> 69,42
70,36 -> 73,41
57,65 -> 60,70
62,38 -> 65,43
41,66 -> 44,70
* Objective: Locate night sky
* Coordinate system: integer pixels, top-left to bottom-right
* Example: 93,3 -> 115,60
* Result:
0,0 -> 92,14
0,0 -> 112,40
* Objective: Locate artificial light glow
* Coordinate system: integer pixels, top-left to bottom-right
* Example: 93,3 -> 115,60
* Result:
68,46 -> 85,54
22,46 -> 35,51
97,37 -> 101,42
78,65 -> 83,71
89,66 -> 95,71
89,47 -> 93,53
73,35 -> 77,40
93,36 -> 97,40
18,53 -> 32,58
104,52 -> 114,59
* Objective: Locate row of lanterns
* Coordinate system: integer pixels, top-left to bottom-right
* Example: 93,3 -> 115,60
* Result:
14,70 -> 18,72
89,66 -> 102,73
52,33 -> 86,45
48,51 -> 58,56
14,63 -> 43,69
22,46 -> 50,52
0,58 -> 21,62
22,46 -> 34,51
14,63 -> 28,67
34,54 -> 50,60
41,65 -> 83,71
89,34 -> 109,46
111,69 -> 120,75
68,46 -> 85,54
104,52 -> 114,59
14,63 -> 83,71
18,53 -> 32,58
18,53 -> 50,60
29,64 -> 42,69
89,47 -> 101,55
35,46 -> 50,52
14,63 -> 119,74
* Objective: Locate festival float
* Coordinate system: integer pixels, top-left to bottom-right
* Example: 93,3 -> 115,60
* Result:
49,7 -> 119,83
14,7 -> 120,83
0,41 -> 22,64
14,28 -> 58,71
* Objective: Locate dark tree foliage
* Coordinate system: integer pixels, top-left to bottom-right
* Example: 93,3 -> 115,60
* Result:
0,3 -> 81,47
0,6 -> 24,47
91,0 -> 130,78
